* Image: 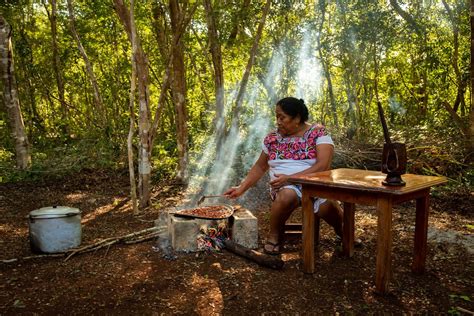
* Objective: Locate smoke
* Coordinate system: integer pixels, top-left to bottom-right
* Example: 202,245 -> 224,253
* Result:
185,25 -> 323,206
296,27 -> 322,105
388,95 -> 406,115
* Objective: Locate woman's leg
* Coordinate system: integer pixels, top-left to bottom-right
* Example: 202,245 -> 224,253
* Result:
266,188 -> 300,250
317,199 -> 343,237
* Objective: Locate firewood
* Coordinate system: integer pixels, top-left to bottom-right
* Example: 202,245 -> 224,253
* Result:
2,227 -> 164,264
223,239 -> 284,270
64,226 -> 163,261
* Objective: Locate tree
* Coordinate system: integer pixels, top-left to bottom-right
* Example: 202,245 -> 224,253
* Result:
468,0 -> 474,162
43,0 -> 68,130
0,15 -> 30,169
231,0 -> 272,129
316,0 -> 338,127
169,0 -> 189,182
66,0 -> 106,126
127,0 -> 138,214
203,0 -> 225,151
113,0 -> 152,209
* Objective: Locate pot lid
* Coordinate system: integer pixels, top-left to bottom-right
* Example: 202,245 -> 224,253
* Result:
30,206 -> 81,219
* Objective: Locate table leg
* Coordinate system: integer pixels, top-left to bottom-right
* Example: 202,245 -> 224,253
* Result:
314,214 -> 321,245
376,197 -> 393,294
412,193 -> 430,273
343,202 -> 355,257
302,189 -> 314,273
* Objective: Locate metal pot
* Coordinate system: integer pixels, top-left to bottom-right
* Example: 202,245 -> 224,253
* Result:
28,206 -> 82,253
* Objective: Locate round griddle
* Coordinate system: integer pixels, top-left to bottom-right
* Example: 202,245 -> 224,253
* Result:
173,204 -> 234,220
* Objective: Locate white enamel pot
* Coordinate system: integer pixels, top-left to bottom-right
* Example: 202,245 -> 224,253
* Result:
28,206 -> 82,253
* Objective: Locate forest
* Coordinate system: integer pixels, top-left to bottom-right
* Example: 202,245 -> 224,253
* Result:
0,0 -> 473,314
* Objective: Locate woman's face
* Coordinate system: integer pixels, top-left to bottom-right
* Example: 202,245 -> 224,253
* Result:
275,105 -> 301,136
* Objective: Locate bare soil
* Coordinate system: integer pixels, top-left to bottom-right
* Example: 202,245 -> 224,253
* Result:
0,170 -> 473,315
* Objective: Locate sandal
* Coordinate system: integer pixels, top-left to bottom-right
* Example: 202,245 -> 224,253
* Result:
264,241 -> 281,255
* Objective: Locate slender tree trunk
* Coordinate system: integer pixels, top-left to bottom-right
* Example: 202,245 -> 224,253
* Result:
44,0 -> 67,129
169,0 -> 188,182
113,0 -> 151,208
0,16 -> 31,169
203,0 -> 225,152
469,0 -> 474,162
128,0 -> 138,214
317,0 -> 338,128
439,0 -> 473,162
227,0 -> 251,45
151,3 -> 169,60
18,27 -> 45,133
231,0 -> 271,128
149,4 -> 197,148
390,0 -> 428,119
66,0 -> 106,126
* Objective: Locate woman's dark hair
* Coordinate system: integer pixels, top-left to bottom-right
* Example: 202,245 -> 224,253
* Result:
276,97 -> 309,123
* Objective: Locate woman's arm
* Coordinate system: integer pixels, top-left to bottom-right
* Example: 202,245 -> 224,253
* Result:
270,144 -> 334,188
224,151 -> 269,198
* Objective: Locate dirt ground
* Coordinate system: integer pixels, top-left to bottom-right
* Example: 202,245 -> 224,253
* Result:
0,170 -> 473,315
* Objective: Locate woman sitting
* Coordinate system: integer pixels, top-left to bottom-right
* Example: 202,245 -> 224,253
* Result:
224,97 -> 343,255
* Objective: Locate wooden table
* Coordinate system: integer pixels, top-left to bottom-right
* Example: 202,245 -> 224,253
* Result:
288,168 -> 447,294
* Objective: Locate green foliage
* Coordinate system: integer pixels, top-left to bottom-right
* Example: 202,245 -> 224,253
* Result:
0,138 -> 125,183
0,0 -> 471,189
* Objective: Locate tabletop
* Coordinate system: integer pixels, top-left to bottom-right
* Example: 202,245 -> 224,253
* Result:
288,168 -> 447,195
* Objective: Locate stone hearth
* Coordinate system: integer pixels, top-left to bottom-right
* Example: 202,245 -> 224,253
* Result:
155,206 -> 258,252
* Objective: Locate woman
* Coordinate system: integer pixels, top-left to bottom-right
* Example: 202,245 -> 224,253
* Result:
224,97 -> 343,255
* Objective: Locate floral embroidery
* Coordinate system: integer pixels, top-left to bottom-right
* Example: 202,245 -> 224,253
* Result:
264,124 -> 328,160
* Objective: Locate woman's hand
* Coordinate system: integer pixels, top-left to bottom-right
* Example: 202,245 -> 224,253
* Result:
224,186 -> 245,199
269,173 -> 289,189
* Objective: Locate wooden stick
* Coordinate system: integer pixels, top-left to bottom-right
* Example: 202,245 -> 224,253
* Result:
64,226 -> 162,261
223,239 -> 284,270
2,227 -> 164,263
456,307 -> 474,315
124,232 -> 159,244
2,253 -> 65,263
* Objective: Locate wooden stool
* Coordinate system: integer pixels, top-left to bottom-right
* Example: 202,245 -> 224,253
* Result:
284,216 -> 321,244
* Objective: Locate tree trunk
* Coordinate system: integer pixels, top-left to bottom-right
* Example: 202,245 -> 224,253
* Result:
231,0 -> 271,128
316,0 -> 338,128
66,0 -> 106,126
389,0 -> 424,35
128,0 -> 138,214
149,4 -> 197,149
17,26 -> 46,134
469,0 -> 474,162
44,0 -> 67,129
151,3 -> 169,60
227,0 -> 251,45
203,0 -> 225,151
113,0 -> 151,208
390,0 -> 429,120
169,0 -> 188,182
0,16 -> 31,169
441,0 -> 473,162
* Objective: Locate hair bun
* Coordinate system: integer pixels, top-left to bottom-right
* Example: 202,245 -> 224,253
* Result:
299,98 -> 305,104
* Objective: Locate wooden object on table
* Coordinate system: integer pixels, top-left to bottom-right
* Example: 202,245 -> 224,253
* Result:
288,168 -> 447,294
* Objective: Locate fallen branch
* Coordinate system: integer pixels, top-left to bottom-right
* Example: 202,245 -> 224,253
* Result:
223,239 -> 284,270
457,307 -> 474,315
124,232 -> 160,244
1,226 -> 164,264
64,226 -> 163,261
2,253 -> 66,263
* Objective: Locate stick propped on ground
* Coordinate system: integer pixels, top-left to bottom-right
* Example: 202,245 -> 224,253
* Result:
223,239 -> 284,270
